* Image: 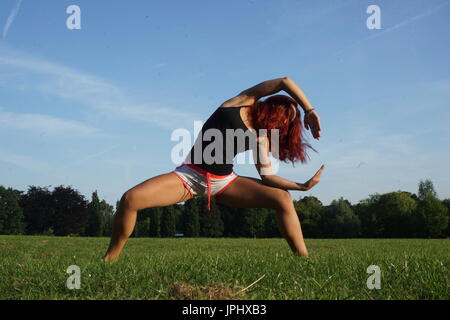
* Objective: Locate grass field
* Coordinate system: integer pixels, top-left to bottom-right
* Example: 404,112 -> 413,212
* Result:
0,236 -> 448,300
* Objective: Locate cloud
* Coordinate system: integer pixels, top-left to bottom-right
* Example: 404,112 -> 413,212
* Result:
2,0 -> 23,39
0,48 -> 199,130
0,146 -> 51,172
372,0 -> 450,37
151,62 -> 167,69
0,106 -> 105,137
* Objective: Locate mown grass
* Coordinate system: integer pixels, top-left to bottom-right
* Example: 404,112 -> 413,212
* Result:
0,236 -> 448,300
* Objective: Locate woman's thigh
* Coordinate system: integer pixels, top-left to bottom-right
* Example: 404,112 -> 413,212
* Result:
123,172 -> 194,211
214,175 -> 292,210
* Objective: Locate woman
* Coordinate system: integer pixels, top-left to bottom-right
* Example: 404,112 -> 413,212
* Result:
103,77 -> 324,261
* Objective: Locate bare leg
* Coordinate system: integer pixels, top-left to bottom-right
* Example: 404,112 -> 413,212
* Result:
214,176 -> 308,256
103,172 -> 194,262
274,205 -> 308,256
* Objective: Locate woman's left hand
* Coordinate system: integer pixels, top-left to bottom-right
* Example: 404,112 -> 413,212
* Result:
301,165 -> 325,191
304,109 -> 321,140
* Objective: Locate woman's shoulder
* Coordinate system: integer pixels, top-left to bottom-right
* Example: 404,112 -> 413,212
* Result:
219,104 -> 251,109
219,95 -> 256,108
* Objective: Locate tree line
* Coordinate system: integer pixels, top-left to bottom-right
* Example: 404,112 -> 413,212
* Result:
0,180 -> 448,238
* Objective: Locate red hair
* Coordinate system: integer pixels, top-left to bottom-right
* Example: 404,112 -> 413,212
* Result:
250,94 -> 315,165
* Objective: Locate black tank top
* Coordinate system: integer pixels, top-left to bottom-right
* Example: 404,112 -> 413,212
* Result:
185,106 -> 258,175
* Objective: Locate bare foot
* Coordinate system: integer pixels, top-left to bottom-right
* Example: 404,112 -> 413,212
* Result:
102,254 -> 119,262
294,251 -> 309,258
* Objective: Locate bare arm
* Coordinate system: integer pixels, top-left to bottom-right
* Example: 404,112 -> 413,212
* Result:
222,77 -> 322,139
221,78 -> 286,108
231,77 -> 321,139
238,78 -> 286,103
237,77 -> 314,112
281,77 -> 322,139
253,136 -> 324,191
281,77 -> 314,112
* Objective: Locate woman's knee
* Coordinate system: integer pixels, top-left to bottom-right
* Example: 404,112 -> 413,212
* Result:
121,190 -> 138,211
271,189 -> 293,210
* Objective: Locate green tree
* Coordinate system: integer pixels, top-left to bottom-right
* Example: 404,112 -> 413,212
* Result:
51,186 -> 89,236
161,205 -> 176,237
218,203 -> 277,238
85,191 -> 104,237
136,207 -> 153,237
149,207 -> 162,237
295,196 -> 323,238
19,186 -> 55,235
218,203 -> 242,237
374,191 -> 418,238
320,198 -> 361,238
20,185 -> 89,236
241,208 -> 267,238
415,194 -> 448,238
354,194 -> 381,238
0,186 -> 25,235
135,217 -> 151,237
443,199 -> 450,237
418,179 -> 437,200
99,199 -> 115,237
264,210 -> 281,237
199,200 -> 224,237
181,198 -> 200,237
137,207 -> 163,237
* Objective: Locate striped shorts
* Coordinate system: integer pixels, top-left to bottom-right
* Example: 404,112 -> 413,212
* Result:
172,162 -> 238,211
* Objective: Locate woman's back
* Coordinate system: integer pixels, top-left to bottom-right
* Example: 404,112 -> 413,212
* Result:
185,106 -> 257,175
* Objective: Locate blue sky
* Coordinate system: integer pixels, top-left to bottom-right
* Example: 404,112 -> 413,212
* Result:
0,0 -> 449,206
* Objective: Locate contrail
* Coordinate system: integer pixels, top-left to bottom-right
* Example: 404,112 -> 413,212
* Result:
367,0 -> 450,40
3,0 -> 23,39
60,143 -> 123,170
334,0 -> 450,57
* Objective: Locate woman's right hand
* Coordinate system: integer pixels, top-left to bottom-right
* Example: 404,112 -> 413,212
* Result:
300,165 -> 325,191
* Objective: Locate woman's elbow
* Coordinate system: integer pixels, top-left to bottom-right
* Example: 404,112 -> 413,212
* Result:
261,174 -> 277,187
